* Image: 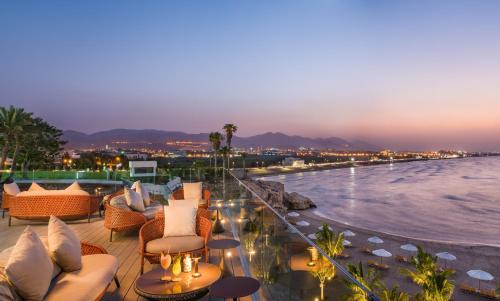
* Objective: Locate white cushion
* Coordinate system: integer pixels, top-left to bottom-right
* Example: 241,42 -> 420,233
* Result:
44,254 -> 118,301
168,199 -> 198,209
65,181 -> 83,191
163,205 -> 197,237
28,182 -> 45,192
5,226 -> 54,301
143,203 -> 162,220
132,180 -> 151,206
3,183 -> 20,196
17,190 -> 90,197
183,182 -> 202,202
48,216 -> 82,272
146,236 -> 204,254
0,237 -> 61,280
124,187 -> 145,212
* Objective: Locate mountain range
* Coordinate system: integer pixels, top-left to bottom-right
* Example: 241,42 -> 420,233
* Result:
62,129 -> 380,151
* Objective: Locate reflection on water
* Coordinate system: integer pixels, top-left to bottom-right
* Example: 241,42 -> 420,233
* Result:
266,157 -> 500,246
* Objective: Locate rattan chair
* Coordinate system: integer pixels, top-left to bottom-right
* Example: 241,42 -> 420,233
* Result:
138,208 -> 212,274
104,190 -> 148,242
171,188 -> 211,209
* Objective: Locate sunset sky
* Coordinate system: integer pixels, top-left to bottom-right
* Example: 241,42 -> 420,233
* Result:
1,1 -> 500,150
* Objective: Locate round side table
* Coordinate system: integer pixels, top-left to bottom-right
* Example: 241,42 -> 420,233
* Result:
207,239 -> 240,277
210,276 -> 260,301
134,263 -> 221,301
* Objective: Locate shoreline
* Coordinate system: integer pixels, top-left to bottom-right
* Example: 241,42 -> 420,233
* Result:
287,207 -> 500,300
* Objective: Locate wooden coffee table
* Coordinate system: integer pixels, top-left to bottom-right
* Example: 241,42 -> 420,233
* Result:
134,263 -> 221,300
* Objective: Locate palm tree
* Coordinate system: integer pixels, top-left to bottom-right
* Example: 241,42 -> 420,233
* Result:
401,247 -> 454,301
311,257 -> 335,300
379,285 -> 409,301
222,124 -> 237,168
344,262 -> 381,301
240,152 -> 248,178
208,132 -> 224,177
0,106 -> 33,179
315,224 -> 344,259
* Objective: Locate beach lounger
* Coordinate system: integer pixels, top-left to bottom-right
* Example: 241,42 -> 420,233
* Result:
396,254 -> 411,264
367,260 -> 390,270
460,283 -> 478,294
361,246 -> 373,254
479,289 -> 499,300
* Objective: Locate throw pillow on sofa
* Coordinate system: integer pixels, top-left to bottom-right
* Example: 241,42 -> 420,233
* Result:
65,181 -> 83,191
182,182 -> 203,202
28,182 -> 45,192
124,187 -> 145,212
5,226 -> 54,301
163,205 -> 197,237
3,182 -> 20,196
48,216 -> 82,272
131,180 -> 151,207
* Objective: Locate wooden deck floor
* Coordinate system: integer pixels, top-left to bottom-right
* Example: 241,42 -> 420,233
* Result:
0,213 -> 249,301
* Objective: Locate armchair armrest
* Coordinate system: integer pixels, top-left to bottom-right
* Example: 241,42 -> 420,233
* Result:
197,216 -> 212,244
104,203 -> 147,230
139,218 -> 164,254
81,241 -> 108,255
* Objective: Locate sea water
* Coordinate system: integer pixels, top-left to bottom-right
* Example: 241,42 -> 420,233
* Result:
266,157 -> 500,246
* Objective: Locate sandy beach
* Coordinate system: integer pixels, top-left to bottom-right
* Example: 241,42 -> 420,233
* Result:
286,208 -> 500,300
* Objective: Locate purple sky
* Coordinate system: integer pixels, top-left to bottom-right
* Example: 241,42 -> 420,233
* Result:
1,1 -> 500,151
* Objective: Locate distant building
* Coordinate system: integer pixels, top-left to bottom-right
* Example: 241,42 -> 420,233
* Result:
282,157 -> 305,167
125,153 -> 149,160
129,161 -> 157,177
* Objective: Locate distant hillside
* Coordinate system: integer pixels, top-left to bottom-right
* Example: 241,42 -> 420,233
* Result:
62,129 -> 380,151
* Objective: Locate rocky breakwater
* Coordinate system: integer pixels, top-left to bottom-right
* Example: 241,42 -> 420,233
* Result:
242,179 -> 316,214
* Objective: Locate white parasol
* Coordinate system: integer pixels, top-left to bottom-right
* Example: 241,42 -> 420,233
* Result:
467,270 -> 494,290
372,249 -> 392,264
317,225 -> 333,231
400,244 -> 418,252
296,220 -> 310,227
287,212 -> 300,217
343,239 -> 352,247
342,230 -> 356,237
367,236 -> 384,244
307,233 -> 317,240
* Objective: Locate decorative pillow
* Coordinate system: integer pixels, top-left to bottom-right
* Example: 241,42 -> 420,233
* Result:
5,226 -> 54,301
65,181 -> 83,191
132,180 -> 151,207
163,205 -> 197,237
124,187 -> 145,212
183,182 -> 203,202
48,216 -> 82,272
28,182 -> 45,192
3,183 -> 20,196
0,237 -> 61,280
168,198 -> 199,209
0,271 -> 22,301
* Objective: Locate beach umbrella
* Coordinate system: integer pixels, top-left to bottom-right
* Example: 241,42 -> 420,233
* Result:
317,225 -> 333,231
372,249 -> 392,264
296,220 -> 310,227
287,212 -> 300,218
342,230 -> 356,237
367,236 -> 384,244
307,233 -> 317,240
400,244 -> 418,252
436,252 -> 456,268
467,270 -> 494,290
343,239 -> 352,247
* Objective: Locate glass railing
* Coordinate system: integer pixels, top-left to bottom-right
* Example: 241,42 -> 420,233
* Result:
210,169 -> 380,301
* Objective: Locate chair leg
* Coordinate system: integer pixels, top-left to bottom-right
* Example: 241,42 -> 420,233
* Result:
8,216 -> 11,227
114,275 -> 120,288
109,230 -> 113,242
2,210 -> 4,218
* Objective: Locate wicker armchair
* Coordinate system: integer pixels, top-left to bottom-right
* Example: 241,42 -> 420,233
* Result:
1,191 -> 14,218
104,200 -> 147,242
138,208 -> 212,274
171,188 -> 211,209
